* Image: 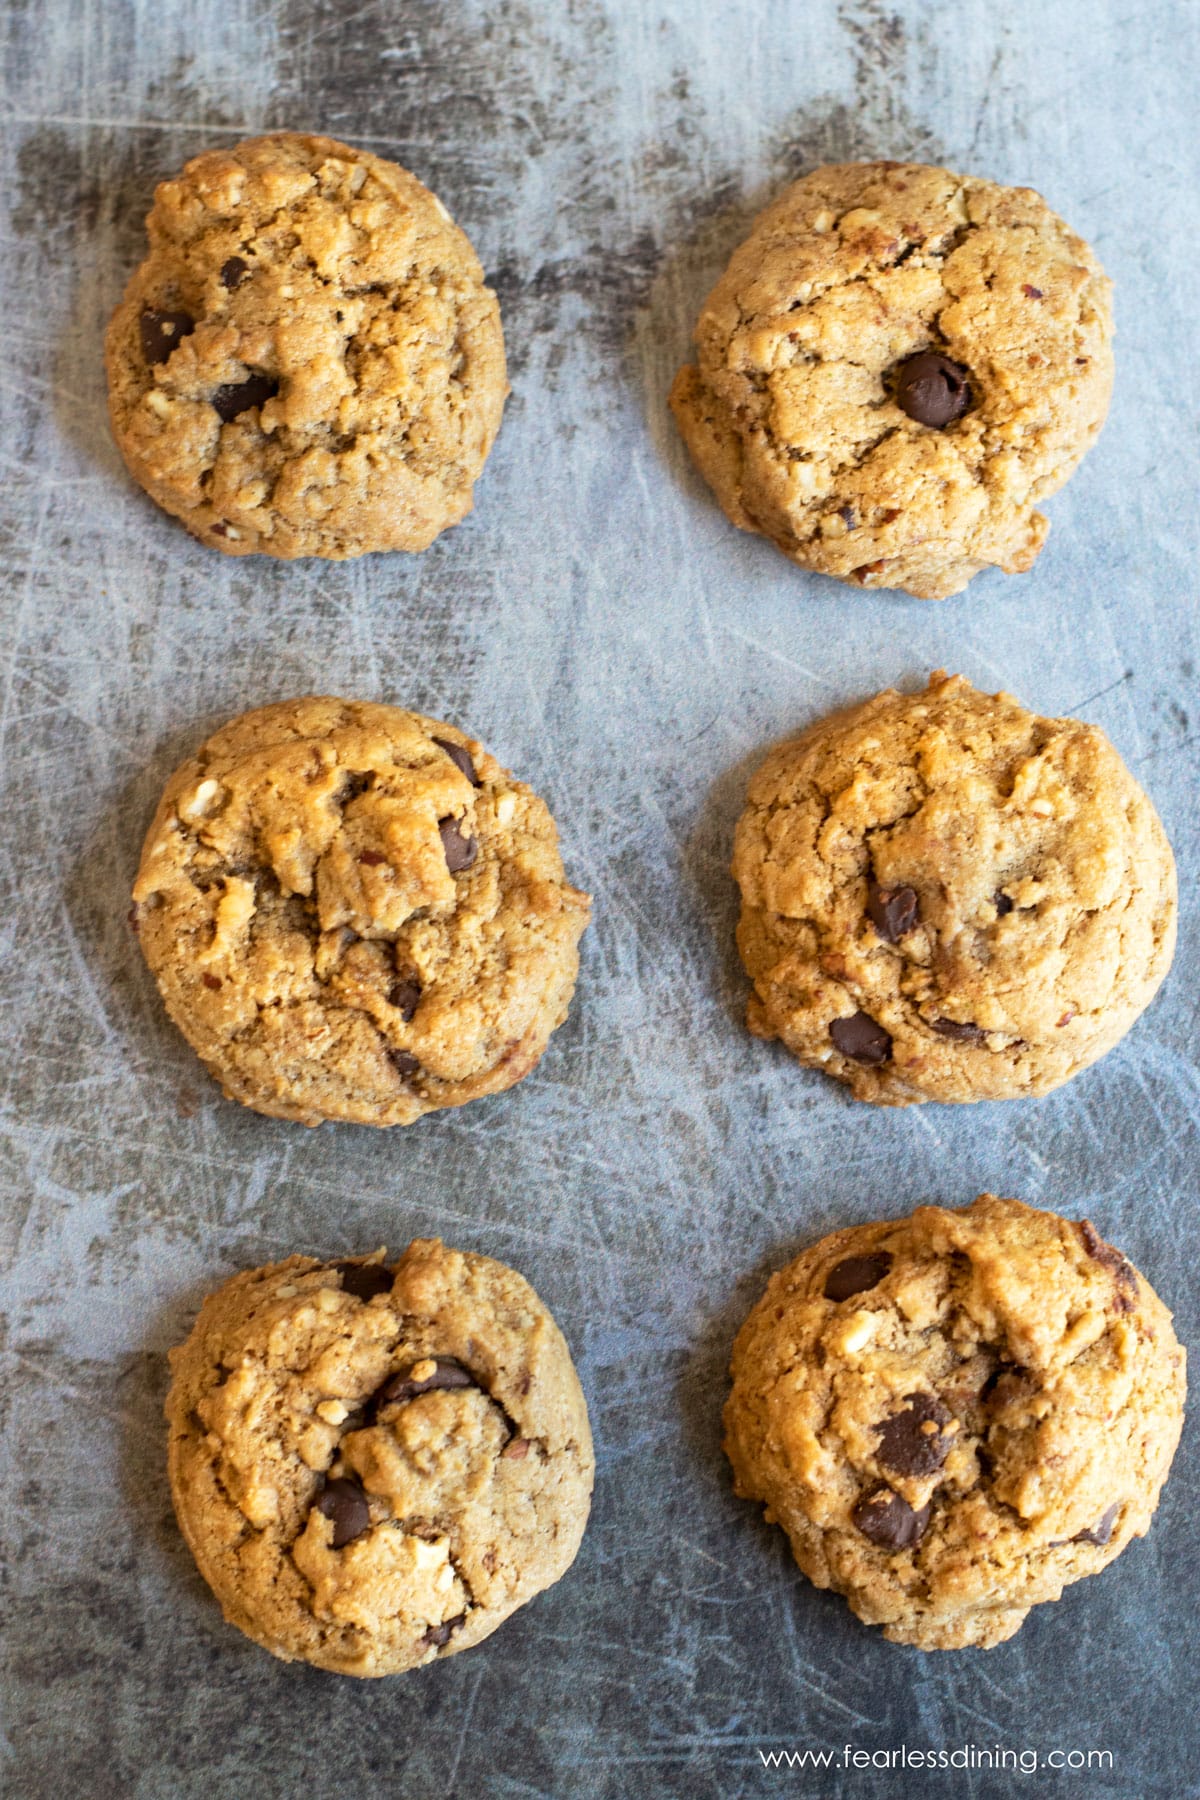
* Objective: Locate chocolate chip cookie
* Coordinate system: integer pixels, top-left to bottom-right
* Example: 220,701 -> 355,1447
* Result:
166,1238 -> 594,1675
670,161 -> 1113,599
106,132 -> 507,558
724,1195 -> 1185,1649
131,697 -> 591,1126
732,672 -> 1175,1104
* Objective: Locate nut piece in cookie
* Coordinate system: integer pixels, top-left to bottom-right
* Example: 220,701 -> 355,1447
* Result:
723,1195 -> 1185,1649
105,132 -> 508,559
670,160 -> 1113,599
731,671 -> 1176,1105
165,1239 -> 595,1676
131,697 -> 591,1126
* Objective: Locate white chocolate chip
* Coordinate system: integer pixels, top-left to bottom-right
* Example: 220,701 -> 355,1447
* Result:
179,778 -> 222,822
412,1536 -> 449,1572
275,1284 -> 298,1298
145,390 -> 171,417
316,1400 -> 349,1425
838,1311 -> 877,1355
435,1563 -> 455,1591
495,792 -> 516,826
315,1286 -> 341,1314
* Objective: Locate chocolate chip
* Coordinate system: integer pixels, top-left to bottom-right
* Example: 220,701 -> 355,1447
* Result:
829,1011 -> 892,1065
891,350 -> 971,427
852,1487 -> 931,1550
359,848 -> 387,866
994,892 -> 1015,916
1078,1220 -> 1138,1310
930,1017 -> 986,1042
201,973 -> 222,991
839,504 -> 856,528
212,373 -> 278,422
314,1476 -> 370,1548
867,878 -> 919,943
390,1049 -> 421,1078
390,976 -> 422,1021
982,1366 -> 1038,1414
433,736 -> 481,787
824,1252 -> 893,1301
140,307 -> 195,365
1073,1503 -> 1119,1547
333,1260 -> 393,1302
220,256 -> 250,289
1022,283 -> 1044,299
439,816 -> 477,873
420,1612 -> 467,1650
375,1358 -> 476,1408
875,1393 -> 953,1477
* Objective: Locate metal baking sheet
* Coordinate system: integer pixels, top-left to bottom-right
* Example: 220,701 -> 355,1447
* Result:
2,1 -> 1197,1794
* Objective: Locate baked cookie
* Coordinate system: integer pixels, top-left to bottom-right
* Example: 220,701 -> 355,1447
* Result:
106,132 -> 507,558
670,161 -> 1113,599
732,672 -> 1175,1105
166,1238 -> 594,1675
131,697 -> 590,1126
724,1195 -> 1185,1650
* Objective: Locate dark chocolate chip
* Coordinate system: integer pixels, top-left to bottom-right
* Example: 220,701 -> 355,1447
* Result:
930,1017 -> 986,1042
433,736 -> 481,787
839,504 -> 856,528
875,1392 -> 953,1477
1078,1220 -> 1138,1309
439,815 -> 477,873
982,1365 -> 1038,1412
201,973 -> 222,991
824,1252 -> 893,1302
390,976 -> 422,1021
891,350 -> 971,427
867,878 -> 919,943
220,256 -> 250,289
391,1049 -> 421,1078
1073,1503 -> 1119,1547
420,1612 -> 467,1650
994,891 -> 1015,916
212,373 -> 279,422
375,1358 -> 476,1408
829,1011 -> 892,1065
333,1260 -> 393,1302
314,1476 -> 370,1548
852,1487 -> 931,1550
140,307 -> 195,365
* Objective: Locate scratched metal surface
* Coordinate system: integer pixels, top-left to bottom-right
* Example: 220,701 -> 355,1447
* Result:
1,1 -> 1198,1795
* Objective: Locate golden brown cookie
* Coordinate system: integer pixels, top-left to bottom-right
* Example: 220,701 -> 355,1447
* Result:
106,132 -> 507,558
732,672 -> 1175,1105
131,697 -> 591,1126
166,1239 -> 594,1675
670,161 -> 1113,599
724,1195 -> 1185,1650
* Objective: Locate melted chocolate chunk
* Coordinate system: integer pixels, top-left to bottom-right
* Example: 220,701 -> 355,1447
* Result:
824,1252 -> 893,1302
374,1358 -> 476,1408
867,879 -> 919,943
891,350 -> 971,426
829,1011 -> 892,1066
433,736 -> 481,787
420,1612 -> 467,1650
212,373 -> 278,422
931,1017 -> 987,1042
314,1476 -> 370,1548
1073,1503 -> 1119,1547
390,976 -> 422,1021
333,1260 -> 393,1302
220,256 -> 250,289
852,1487 -> 931,1550
1078,1220 -> 1138,1311
140,307 -> 195,365
875,1393 -> 953,1477
439,815 -> 478,873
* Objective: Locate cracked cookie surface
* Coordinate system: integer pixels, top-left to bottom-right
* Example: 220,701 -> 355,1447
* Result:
670,161 -> 1113,599
732,672 -> 1175,1105
166,1238 -> 594,1675
106,132 -> 507,558
132,697 -> 591,1126
724,1195 -> 1185,1649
